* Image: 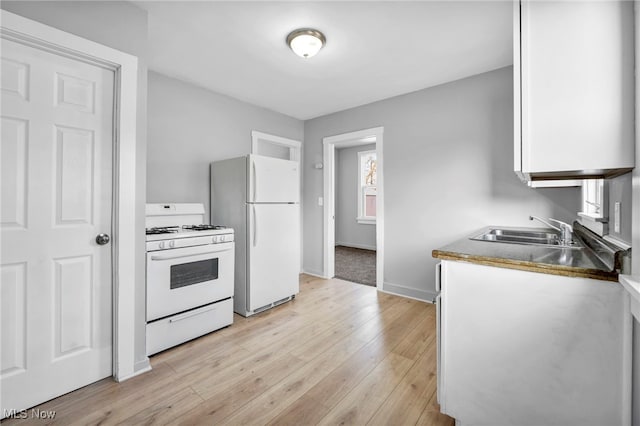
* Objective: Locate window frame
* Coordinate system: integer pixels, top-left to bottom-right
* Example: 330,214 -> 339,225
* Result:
580,178 -> 608,220
357,149 -> 377,224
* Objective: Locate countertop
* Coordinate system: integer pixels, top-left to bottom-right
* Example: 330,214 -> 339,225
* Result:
432,224 -> 621,282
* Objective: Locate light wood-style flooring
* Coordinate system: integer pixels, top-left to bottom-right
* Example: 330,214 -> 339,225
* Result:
3,275 -> 453,426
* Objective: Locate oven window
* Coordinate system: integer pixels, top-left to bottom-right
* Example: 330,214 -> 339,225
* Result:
170,258 -> 218,289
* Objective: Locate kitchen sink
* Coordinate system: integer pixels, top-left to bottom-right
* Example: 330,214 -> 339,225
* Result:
470,228 -> 583,249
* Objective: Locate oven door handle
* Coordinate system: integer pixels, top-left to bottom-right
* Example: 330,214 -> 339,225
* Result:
150,247 -> 230,261
169,304 -> 218,323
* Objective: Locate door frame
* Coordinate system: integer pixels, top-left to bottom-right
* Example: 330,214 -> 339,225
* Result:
251,130 -> 302,162
322,127 -> 384,290
1,10 -> 141,381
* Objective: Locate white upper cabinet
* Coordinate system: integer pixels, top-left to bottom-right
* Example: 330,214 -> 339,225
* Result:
514,0 -> 635,182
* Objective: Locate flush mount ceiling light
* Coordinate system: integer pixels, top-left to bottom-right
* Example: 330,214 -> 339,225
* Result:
286,28 -> 326,59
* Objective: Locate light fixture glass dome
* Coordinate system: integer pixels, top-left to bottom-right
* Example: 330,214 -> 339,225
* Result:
286,28 -> 326,59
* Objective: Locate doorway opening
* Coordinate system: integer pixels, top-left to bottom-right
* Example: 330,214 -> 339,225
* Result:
334,145 -> 377,286
323,127 -> 384,289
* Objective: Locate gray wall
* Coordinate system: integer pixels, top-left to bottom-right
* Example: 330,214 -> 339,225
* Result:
303,67 -> 581,298
1,1 -> 150,373
336,144 -> 377,250
147,71 -> 304,218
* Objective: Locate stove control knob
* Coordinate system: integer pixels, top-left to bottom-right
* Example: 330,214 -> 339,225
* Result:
219,235 -> 225,242
169,240 -> 175,248
159,241 -> 166,249
212,236 -> 219,243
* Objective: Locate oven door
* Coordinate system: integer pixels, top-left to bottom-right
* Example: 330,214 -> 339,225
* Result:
146,242 -> 234,321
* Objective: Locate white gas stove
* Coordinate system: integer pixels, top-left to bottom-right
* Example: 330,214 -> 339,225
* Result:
146,225 -> 234,248
145,203 -> 235,355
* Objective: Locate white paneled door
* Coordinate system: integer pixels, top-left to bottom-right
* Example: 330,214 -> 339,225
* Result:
1,38 -> 114,414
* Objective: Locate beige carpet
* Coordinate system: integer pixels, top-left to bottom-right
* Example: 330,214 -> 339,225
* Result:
334,245 -> 376,287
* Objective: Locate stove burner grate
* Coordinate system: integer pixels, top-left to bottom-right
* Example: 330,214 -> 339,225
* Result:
182,224 -> 227,231
146,226 -> 179,235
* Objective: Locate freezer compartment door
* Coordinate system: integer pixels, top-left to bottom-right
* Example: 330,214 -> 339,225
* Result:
247,203 -> 300,311
248,154 -> 300,203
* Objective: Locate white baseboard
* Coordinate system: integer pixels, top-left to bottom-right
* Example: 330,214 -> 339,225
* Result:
382,282 -> 437,303
335,242 -> 377,251
301,269 -> 327,279
115,358 -> 151,382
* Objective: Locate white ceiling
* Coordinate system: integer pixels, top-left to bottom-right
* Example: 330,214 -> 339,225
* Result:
135,1 -> 513,120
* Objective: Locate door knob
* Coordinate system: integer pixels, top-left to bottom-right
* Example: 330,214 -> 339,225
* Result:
96,233 -> 110,245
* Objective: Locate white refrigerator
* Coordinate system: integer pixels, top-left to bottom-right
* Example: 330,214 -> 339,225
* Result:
210,154 -> 300,317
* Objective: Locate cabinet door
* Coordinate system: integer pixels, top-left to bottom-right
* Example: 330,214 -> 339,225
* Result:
440,260 -> 630,425
515,1 -> 634,179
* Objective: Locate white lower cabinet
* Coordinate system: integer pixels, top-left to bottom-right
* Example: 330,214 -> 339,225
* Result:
438,261 -> 631,426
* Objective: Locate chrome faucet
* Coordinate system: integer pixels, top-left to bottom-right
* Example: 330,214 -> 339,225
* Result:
529,215 -> 574,245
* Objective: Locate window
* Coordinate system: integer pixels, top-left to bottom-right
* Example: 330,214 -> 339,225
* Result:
581,179 -> 607,219
357,150 -> 377,224
578,178 -> 609,237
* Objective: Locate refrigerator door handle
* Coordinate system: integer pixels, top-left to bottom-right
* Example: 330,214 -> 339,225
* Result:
252,160 -> 257,202
253,205 -> 257,247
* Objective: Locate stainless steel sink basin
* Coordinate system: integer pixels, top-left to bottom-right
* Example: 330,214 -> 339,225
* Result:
470,228 -> 583,248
